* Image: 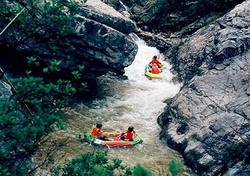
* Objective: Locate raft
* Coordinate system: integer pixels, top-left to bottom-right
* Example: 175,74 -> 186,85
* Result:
82,132 -> 143,147
144,64 -> 165,80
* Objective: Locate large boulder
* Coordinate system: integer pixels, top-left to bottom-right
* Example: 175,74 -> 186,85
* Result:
82,0 -> 134,29
158,1 -> 250,175
0,0 -> 138,78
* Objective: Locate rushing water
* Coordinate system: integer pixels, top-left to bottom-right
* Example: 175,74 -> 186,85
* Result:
35,36 -> 195,175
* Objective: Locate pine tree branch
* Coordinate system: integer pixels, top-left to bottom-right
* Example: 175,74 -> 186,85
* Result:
0,7 -> 25,36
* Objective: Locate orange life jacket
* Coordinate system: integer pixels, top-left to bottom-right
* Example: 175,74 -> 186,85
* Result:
151,65 -> 161,74
125,130 -> 136,140
151,59 -> 161,67
91,127 -> 101,138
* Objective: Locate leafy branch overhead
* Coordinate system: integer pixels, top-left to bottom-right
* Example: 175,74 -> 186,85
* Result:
0,0 -> 87,49
0,1 -> 91,175
0,54 -> 88,175
26,57 -> 88,94
0,75 -> 75,175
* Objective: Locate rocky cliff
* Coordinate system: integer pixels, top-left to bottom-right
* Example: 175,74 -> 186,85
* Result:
1,0 -> 249,175
0,0 -> 138,79
158,1 -> 250,175
104,0 -> 245,34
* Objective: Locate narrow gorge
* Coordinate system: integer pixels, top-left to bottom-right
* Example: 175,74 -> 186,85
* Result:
0,0 -> 249,176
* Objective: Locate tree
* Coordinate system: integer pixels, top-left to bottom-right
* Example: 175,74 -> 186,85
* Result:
0,1 -> 90,174
50,151 -> 133,176
0,74 -> 78,175
0,0 -> 87,51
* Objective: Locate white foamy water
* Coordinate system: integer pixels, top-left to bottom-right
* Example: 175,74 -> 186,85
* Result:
35,36 -> 195,176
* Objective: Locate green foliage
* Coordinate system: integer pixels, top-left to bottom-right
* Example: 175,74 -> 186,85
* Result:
25,70 -> 32,76
50,151 -> 132,176
78,65 -> 85,71
132,164 -> 153,176
0,0 -> 85,50
0,52 -> 88,175
0,74 -> 78,175
71,71 -> 81,80
0,50 -> 89,175
49,151 -> 184,176
43,67 -> 49,73
27,56 -> 40,66
168,160 -> 183,176
50,60 -> 62,67
48,60 -> 62,73
26,57 -> 87,93
80,82 -> 88,90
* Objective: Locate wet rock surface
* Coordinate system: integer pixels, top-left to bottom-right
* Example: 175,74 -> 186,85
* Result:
158,1 -> 250,175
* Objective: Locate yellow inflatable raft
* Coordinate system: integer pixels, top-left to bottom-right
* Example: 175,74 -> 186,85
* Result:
144,64 -> 165,80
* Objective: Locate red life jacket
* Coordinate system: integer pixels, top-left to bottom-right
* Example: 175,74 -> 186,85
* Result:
91,127 -> 101,137
151,59 -> 161,67
125,130 -> 136,140
151,65 -> 161,74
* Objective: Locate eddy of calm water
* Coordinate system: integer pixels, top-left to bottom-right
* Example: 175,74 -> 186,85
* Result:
35,37 -> 195,176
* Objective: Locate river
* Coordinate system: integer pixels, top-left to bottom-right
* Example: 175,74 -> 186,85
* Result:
35,36 -> 194,176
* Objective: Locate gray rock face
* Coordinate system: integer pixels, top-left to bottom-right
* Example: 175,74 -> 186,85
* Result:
0,0 -> 138,78
79,0 -> 136,34
0,81 -> 12,101
166,0 -> 250,83
68,0 -> 138,75
158,1 -> 250,175
107,0 -> 245,34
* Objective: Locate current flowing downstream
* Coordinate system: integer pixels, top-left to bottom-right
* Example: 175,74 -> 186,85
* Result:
36,36 -> 194,175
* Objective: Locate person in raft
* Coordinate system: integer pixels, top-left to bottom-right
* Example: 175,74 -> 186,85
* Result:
120,126 -> 136,141
91,123 -> 103,138
151,63 -> 161,74
150,55 -> 162,68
